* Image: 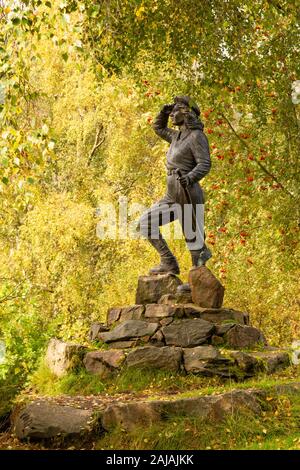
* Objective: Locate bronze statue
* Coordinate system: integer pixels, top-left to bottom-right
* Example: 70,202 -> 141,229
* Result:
137,95 -> 212,291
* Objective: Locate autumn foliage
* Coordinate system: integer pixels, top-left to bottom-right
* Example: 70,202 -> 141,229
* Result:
0,0 -> 299,393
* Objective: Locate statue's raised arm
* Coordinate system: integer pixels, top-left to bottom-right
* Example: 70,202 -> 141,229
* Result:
152,103 -> 178,143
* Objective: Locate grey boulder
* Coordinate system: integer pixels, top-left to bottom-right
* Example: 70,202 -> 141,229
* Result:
99,320 -> 159,343
125,346 -> 182,371
135,274 -> 182,304
45,338 -> 87,377
14,401 -> 101,440
225,325 -> 267,349
161,319 -> 215,347
83,350 -> 126,377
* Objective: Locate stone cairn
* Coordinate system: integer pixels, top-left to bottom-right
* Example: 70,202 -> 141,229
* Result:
45,266 -> 290,381
12,267 -> 292,443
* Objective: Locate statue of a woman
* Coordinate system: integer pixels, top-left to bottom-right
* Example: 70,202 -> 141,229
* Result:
137,95 -> 212,290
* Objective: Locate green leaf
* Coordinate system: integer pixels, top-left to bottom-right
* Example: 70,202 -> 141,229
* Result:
11,18 -> 21,25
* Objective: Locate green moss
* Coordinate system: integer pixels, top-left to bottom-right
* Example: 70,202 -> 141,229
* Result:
89,340 -> 110,350
239,342 -> 267,353
227,365 -> 247,381
221,319 -> 238,325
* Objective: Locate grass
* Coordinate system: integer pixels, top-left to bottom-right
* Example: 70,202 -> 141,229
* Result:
28,362 -> 107,396
4,360 -> 300,450
27,358 -> 300,401
95,392 -> 300,450
27,361 -> 230,398
0,374 -> 25,428
2,385 -> 300,451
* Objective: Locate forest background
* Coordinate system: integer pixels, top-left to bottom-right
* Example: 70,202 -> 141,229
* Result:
0,0 -> 299,411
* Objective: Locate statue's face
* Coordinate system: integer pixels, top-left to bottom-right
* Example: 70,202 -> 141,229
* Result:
170,103 -> 189,126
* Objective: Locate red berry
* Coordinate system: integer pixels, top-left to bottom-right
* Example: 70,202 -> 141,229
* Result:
240,133 -> 251,139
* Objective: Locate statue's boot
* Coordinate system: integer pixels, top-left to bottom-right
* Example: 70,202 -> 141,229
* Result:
148,236 -> 180,275
177,244 -> 212,293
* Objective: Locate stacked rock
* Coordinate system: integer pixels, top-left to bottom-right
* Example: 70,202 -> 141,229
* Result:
12,267 -> 292,444
45,267 -> 290,381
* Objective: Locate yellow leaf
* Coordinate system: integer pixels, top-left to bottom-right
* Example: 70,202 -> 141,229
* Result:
135,6 -> 145,18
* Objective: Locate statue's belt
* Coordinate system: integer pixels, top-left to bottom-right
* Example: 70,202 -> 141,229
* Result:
167,168 -> 189,176
166,167 -> 198,234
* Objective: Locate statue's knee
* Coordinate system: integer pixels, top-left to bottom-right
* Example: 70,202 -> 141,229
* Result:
133,216 -> 142,235
135,214 -> 145,234
137,213 -> 151,238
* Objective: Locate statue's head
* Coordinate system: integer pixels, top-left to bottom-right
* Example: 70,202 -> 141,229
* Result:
170,95 -> 203,130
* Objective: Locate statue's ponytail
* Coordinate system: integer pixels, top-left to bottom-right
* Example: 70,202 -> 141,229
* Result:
184,110 -> 204,131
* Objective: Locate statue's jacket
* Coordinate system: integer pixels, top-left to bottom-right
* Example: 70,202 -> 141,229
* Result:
152,109 -> 211,206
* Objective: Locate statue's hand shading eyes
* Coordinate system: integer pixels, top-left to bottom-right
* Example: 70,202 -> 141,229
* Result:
161,103 -> 175,115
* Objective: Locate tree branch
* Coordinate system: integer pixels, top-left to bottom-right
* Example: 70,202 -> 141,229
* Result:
113,176 -> 140,196
267,1 -> 286,14
0,280 -> 25,304
88,125 -> 105,163
220,112 -> 296,199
